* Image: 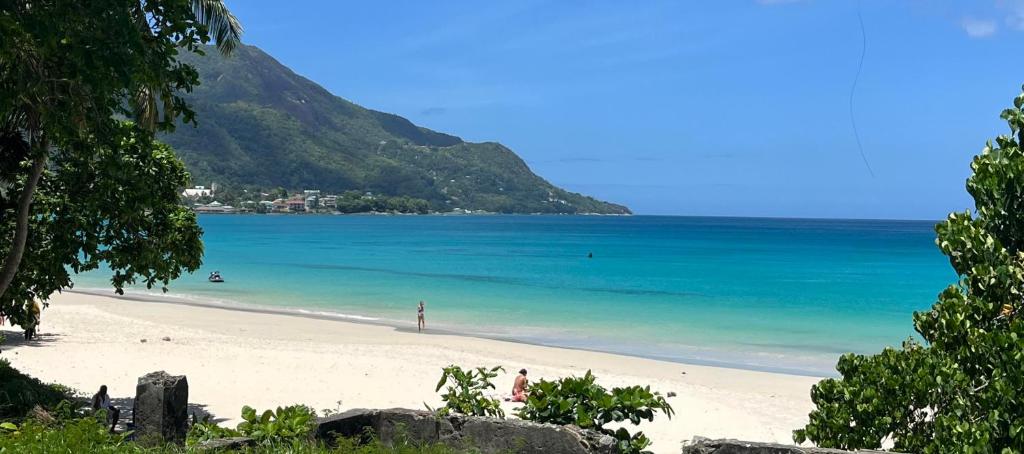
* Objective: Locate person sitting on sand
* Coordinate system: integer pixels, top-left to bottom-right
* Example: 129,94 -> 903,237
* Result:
417,301 -> 426,332
92,385 -> 121,433
511,369 -> 529,402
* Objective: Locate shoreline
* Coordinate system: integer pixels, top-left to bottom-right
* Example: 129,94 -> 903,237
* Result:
2,292 -> 821,453
67,288 -> 832,378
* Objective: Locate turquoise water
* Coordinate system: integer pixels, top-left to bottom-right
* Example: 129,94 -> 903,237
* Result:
74,215 -> 953,376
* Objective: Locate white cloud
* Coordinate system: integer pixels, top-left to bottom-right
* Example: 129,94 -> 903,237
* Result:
961,17 -> 998,37
997,0 -> 1024,29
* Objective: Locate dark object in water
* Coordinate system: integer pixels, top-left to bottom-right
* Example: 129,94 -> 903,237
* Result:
208,271 -> 224,283
587,252 -> 593,259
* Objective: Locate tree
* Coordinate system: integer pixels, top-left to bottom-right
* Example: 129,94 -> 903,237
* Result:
0,1 -> 242,323
795,86 -> 1024,452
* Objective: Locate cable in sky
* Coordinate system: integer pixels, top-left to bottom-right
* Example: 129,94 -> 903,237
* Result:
850,1 -> 875,178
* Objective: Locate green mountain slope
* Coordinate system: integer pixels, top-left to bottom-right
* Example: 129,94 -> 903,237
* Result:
163,45 -> 630,214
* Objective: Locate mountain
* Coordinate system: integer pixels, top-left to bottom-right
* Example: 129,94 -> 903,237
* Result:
162,45 -> 630,215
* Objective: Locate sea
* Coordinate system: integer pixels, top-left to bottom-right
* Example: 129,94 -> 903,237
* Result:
73,215 -> 954,376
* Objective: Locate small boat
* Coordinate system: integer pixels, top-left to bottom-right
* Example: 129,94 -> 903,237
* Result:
208,272 -> 224,283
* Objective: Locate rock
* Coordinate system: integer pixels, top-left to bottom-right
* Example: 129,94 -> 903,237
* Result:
666,391 -> 677,397
195,437 -> 255,451
134,371 -> 189,445
314,408 -> 610,454
162,336 -> 171,342
316,408 -> 454,445
453,415 -> 598,454
140,339 -> 147,343
681,438 -> 897,454
29,405 -> 55,425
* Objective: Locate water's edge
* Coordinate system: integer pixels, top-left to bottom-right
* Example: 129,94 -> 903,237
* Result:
67,287 -> 831,378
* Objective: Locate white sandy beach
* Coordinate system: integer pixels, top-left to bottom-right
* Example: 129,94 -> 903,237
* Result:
1,292 -> 821,453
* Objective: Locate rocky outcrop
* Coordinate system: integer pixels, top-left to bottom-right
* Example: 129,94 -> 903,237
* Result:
195,437 -> 256,451
134,371 -> 189,445
314,408 -> 615,454
682,438 -> 894,454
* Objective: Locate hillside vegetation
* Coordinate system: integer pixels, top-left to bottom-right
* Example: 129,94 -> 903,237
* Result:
164,45 -> 630,214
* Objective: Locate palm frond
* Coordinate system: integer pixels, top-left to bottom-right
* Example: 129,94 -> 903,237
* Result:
192,0 -> 243,55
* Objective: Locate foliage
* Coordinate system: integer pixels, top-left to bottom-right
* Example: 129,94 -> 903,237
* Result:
186,414 -> 241,446
334,191 -> 431,215
0,0 -> 240,321
515,370 -> 673,454
0,417 -> 146,453
236,404 -> 317,445
431,365 -> 505,418
795,86 -> 1024,452
0,358 -> 79,420
163,45 -> 630,215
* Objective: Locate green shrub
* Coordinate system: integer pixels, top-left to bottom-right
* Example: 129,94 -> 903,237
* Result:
515,370 -> 673,454
0,358 -> 81,420
186,414 -> 242,446
236,404 -> 317,445
0,417 -> 150,453
431,365 -> 504,418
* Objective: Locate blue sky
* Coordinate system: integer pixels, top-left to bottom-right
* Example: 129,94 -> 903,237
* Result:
226,0 -> 1024,219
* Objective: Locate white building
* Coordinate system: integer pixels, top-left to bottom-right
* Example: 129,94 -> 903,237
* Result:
182,185 -> 213,198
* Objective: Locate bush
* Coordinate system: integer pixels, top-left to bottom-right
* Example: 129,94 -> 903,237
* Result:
236,404 -> 317,445
515,370 -> 673,454
431,365 -> 504,418
0,358 -> 80,420
0,417 -> 149,453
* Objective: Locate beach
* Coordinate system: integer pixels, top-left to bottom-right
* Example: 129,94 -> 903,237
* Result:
1,292 -> 821,453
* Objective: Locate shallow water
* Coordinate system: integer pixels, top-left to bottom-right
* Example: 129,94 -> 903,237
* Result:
74,215 -> 953,376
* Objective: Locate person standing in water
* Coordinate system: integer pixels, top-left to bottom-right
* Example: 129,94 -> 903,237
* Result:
417,301 -> 426,332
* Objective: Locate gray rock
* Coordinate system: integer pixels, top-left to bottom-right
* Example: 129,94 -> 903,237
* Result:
314,408 -> 611,453
681,438 -> 896,454
134,371 -> 189,445
195,437 -> 255,451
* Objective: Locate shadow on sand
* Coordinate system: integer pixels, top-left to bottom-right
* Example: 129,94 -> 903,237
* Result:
102,397 -> 226,433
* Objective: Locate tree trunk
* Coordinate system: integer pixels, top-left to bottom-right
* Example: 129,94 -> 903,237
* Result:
0,140 -> 47,300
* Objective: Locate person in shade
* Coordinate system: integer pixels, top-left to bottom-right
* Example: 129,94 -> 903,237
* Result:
417,301 -> 426,332
24,300 -> 41,341
92,385 -> 121,433
511,369 -> 529,402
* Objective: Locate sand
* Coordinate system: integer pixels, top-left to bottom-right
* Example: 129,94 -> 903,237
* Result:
0,292 -> 822,453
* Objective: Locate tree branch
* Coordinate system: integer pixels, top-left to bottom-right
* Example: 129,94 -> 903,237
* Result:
0,134 -> 47,300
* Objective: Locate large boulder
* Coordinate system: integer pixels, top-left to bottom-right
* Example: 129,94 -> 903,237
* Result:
681,438 -> 894,454
315,408 -> 454,445
454,415 -> 614,454
134,371 -> 189,445
314,408 -> 613,454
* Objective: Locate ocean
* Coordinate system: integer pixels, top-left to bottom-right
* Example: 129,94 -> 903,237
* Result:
73,215 -> 953,376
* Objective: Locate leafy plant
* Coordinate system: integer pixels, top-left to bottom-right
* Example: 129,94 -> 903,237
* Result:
515,370 -> 673,454
431,365 -> 505,418
794,85 -> 1024,452
186,413 -> 241,446
236,404 -> 317,445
